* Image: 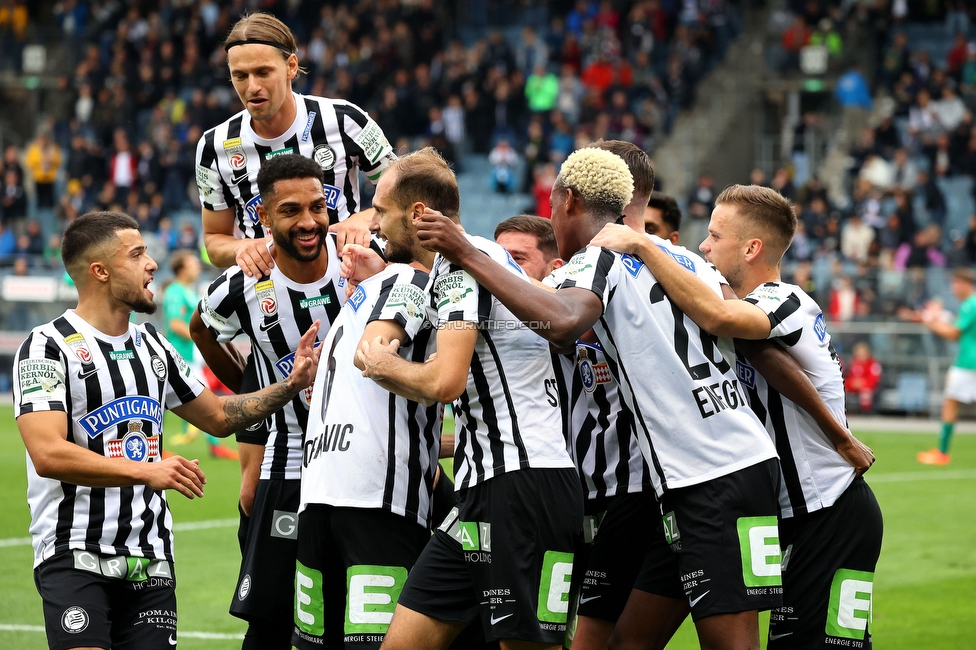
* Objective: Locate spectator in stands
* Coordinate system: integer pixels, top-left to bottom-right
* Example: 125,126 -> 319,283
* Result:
531,163 -> 556,218
1,167 -> 27,236
835,65 -> 873,111
109,129 -> 137,203
933,83 -> 966,133
895,225 -> 946,271
882,32 -> 910,90
25,128 -> 62,211
488,138 -> 519,194
525,64 -> 559,113
916,169 -> 947,226
780,14 -> 810,72
829,276 -> 860,322
749,167 -> 767,186
0,220 -> 15,265
891,148 -> 918,191
842,213 -> 875,264
845,341 -> 883,413
874,114 -> 902,158
685,172 -> 715,246
769,166 -> 796,200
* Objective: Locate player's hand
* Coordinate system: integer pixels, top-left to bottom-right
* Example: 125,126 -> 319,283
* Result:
836,435 -> 875,476
330,210 -> 373,250
589,223 -> 645,255
236,237 -> 275,277
417,208 -> 471,263
286,321 -> 323,391
356,336 -> 401,381
146,456 -> 206,499
340,244 -> 386,296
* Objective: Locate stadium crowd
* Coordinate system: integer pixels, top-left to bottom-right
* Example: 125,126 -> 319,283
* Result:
0,0 -> 740,279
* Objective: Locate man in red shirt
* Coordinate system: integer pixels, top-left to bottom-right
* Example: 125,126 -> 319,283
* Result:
845,342 -> 882,413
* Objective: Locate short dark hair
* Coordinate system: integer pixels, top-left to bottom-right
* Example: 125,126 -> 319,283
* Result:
170,249 -> 198,275
256,154 -> 324,203
647,191 -> 682,232
62,211 -> 140,281
387,147 -> 460,221
589,140 -> 655,199
494,214 -> 559,261
715,184 -> 797,257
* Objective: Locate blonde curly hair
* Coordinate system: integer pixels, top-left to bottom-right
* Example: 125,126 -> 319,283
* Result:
555,148 -> 634,218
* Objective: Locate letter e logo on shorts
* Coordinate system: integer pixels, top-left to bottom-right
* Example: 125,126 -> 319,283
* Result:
737,516 -> 782,587
537,550 -> 574,623
345,565 -> 407,634
295,561 -> 325,637
826,569 -> 874,640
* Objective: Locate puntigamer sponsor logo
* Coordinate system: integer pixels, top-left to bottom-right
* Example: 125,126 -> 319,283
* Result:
80,396 -> 162,439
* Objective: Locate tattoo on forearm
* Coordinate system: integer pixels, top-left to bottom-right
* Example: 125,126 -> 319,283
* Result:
221,381 -> 295,431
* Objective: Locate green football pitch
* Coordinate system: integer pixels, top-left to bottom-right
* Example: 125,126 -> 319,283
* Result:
1,407 -> 975,649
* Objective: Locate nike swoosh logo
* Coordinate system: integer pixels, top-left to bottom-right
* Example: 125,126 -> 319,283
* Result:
688,590 -> 710,607
769,632 -> 793,641
578,595 -> 601,604
490,613 -> 514,625
258,319 -> 279,332
77,368 -> 98,380
168,634 -> 177,645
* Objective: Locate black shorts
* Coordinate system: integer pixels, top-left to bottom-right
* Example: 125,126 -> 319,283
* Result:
34,550 -> 177,650
768,477 -> 883,650
235,354 -> 269,445
231,478 -> 300,624
397,468 -> 583,645
659,458 -> 783,620
292,505 -> 430,650
578,491 -> 677,622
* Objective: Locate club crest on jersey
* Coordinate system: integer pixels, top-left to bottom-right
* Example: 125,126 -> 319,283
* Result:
579,358 -> 612,392
107,421 -> 160,462
81,396 -> 163,439
349,285 -> 367,312
657,245 -> 696,272
64,333 -> 92,364
313,144 -> 337,170
814,312 -> 827,343
620,254 -> 645,278
223,137 -> 248,171
256,280 -> 278,316
150,354 -> 167,381
736,359 -> 756,389
322,183 -> 341,209
244,195 -> 263,224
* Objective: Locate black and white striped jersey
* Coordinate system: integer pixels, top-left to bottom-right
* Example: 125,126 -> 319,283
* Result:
737,281 -> 854,518
195,92 -> 395,239
555,236 -> 778,498
432,236 -> 575,491
13,310 -> 205,568
301,264 -> 440,527
197,236 -> 347,480
559,342 -> 652,501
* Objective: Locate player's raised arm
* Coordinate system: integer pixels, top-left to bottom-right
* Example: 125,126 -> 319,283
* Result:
418,210 -> 602,348
173,321 -> 321,437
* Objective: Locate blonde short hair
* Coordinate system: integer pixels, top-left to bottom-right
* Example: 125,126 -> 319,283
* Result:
556,148 -> 634,219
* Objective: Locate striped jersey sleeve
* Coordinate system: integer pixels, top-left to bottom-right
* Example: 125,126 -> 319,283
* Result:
368,267 -> 431,345
554,245 -> 620,307
199,266 -> 247,343
744,282 -> 806,342
13,330 -> 68,416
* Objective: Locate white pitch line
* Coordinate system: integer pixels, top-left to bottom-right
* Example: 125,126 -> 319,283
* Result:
0,518 -> 238,549
0,624 -> 242,639
867,468 -> 976,483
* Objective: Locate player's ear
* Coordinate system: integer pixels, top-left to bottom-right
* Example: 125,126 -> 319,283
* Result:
89,260 -> 110,283
410,202 -> 426,224
286,53 -> 299,81
744,237 -> 763,262
257,203 -> 271,228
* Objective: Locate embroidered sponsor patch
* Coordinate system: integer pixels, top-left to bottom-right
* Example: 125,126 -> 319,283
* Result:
302,112 -> 316,142
349,285 -> 366,312
322,183 -> 341,209
657,245 -> 696,272
265,147 -> 294,160
109,350 -> 135,361
620,254 -> 645,278
18,358 -> 65,403
244,195 -> 262,224
223,137 -> 248,171
256,280 -> 278,316
385,283 -> 427,320
300,295 -> 332,309
434,270 -> 473,308
195,164 -> 223,204
354,120 -> 389,164
64,333 -> 92,364
736,359 -> 756,389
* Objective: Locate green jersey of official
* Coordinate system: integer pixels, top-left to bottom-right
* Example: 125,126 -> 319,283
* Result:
163,281 -> 198,362
954,293 -> 976,370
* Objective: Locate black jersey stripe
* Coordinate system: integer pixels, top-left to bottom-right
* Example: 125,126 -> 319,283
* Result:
455,389 -> 475,490
767,293 -> 802,330
468,350 -> 507,478
766,389 -> 807,516
333,103 -> 367,218
382,392 -> 399,509
597,316 -> 669,491
611,403 -> 636,493
778,327 -> 803,347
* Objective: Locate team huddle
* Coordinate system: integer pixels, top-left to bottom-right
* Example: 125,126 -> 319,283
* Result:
12,12 -> 881,650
